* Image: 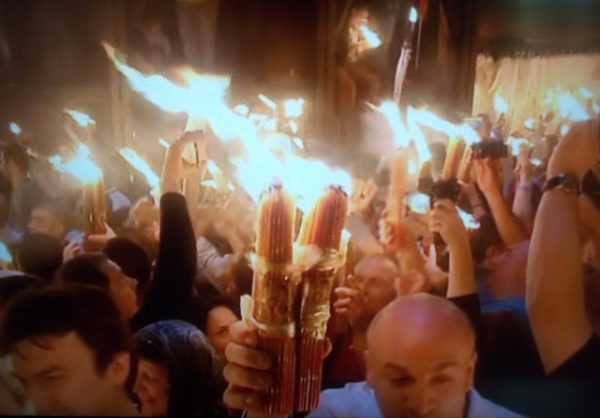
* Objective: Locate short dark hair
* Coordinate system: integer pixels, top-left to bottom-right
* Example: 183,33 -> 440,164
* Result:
0,284 -> 130,372
103,238 -> 151,298
56,253 -> 110,290
196,292 -> 240,334
4,144 -> 29,173
0,274 -> 45,307
16,233 -> 64,280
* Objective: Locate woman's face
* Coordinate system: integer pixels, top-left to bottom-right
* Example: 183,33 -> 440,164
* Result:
206,306 -> 238,355
133,359 -> 170,417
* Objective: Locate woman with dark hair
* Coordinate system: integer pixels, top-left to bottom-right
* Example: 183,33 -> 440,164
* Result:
130,320 -> 227,417
195,292 -> 240,357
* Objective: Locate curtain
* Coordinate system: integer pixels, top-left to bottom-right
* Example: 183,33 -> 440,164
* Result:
473,52 -> 600,133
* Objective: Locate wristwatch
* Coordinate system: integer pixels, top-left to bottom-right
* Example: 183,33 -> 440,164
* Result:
543,173 -> 580,194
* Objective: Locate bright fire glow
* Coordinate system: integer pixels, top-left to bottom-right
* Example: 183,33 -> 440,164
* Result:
104,42 -> 352,212
494,94 -> 509,115
234,104 -> 250,116
292,137 -> 304,149
409,108 -> 457,139
49,143 -> 103,184
531,158 -> 543,167
284,98 -> 305,119
289,120 -> 299,134
557,92 -> 590,122
159,138 -> 170,149
258,94 -> 277,112
372,101 -> 410,148
9,122 -> 21,135
458,208 -> 480,230
560,124 -> 571,136
103,42 -> 230,122
0,241 -> 12,264
119,148 -> 160,190
358,24 -> 382,49
457,123 -> 481,146
409,6 -> 418,23
407,107 -> 432,163
65,109 -> 95,127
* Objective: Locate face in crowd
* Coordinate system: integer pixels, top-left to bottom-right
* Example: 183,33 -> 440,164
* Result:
366,295 -> 477,418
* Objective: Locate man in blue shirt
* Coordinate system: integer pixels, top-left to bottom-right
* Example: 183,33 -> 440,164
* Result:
223,294 -> 526,418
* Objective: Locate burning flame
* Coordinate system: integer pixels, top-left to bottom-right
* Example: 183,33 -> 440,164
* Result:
494,94 -> 509,115
49,143 -> 103,184
358,24 -> 382,49
457,123 -> 481,146
65,109 -> 95,127
557,92 -> 590,122
105,42 -> 352,213
409,108 -> 457,139
158,138 -> 171,149
234,104 -> 250,116
284,98 -> 305,119
0,241 -> 12,264
409,6 -> 418,23
9,122 -> 21,136
119,148 -> 160,190
406,107 -> 432,163
458,208 -> 480,230
292,137 -> 304,150
372,101 -> 410,148
531,158 -> 543,167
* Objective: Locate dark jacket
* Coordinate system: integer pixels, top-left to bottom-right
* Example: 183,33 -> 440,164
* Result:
131,193 -> 199,331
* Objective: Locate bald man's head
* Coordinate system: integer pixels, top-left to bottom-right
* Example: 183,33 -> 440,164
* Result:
365,294 -> 477,418
353,255 -> 398,322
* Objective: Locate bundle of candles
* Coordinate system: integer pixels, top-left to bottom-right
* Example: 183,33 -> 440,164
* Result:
251,183 -> 348,415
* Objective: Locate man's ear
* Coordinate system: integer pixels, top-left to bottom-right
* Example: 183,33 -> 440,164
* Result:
466,352 -> 478,390
107,351 -> 131,387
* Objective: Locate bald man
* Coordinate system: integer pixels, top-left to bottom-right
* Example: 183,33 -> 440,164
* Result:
310,294 -> 525,418
222,294 -> 526,417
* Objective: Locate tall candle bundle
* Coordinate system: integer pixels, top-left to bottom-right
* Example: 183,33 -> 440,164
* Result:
252,184 -> 298,416
388,149 -> 411,224
442,136 -> 465,180
295,186 -> 348,412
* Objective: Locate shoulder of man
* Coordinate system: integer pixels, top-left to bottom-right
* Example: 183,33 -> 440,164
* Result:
307,381 -> 382,418
468,389 -> 528,418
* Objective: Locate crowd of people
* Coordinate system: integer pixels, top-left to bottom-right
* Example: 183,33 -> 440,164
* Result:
0,106 -> 599,418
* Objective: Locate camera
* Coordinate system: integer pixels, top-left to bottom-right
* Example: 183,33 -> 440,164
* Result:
471,141 -> 508,160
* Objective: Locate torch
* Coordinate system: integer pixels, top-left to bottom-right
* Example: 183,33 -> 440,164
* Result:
295,186 -> 348,412
251,184 -> 298,416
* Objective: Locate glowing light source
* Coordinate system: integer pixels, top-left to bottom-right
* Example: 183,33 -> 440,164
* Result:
406,107 -> 432,163
409,6 -> 418,23
65,109 -> 96,127
358,24 -> 382,49
9,122 -> 21,135
409,108 -> 457,139
119,148 -> 160,190
407,192 -> 430,215
283,98 -> 305,119
49,143 -> 103,184
557,92 -> 590,122
0,241 -> 12,264
372,101 -> 410,148
458,208 -> 480,230
494,94 -> 508,115
159,138 -> 170,149
579,87 -> 593,99
507,136 -> 530,157
524,117 -> 536,130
